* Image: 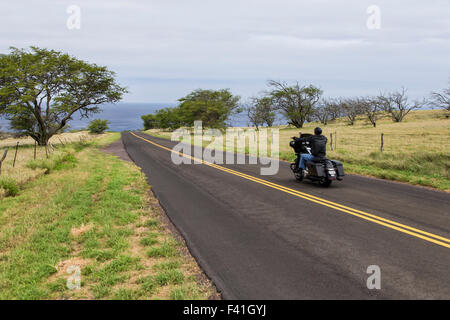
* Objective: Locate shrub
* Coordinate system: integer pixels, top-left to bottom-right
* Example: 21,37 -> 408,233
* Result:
141,114 -> 157,130
88,119 -> 110,134
0,177 -> 20,196
27,151 -> 77,173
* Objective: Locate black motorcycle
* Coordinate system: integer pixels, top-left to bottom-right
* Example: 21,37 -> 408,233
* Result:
289,134 -> 345,187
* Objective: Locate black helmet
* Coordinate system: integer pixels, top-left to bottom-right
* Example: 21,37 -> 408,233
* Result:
314,127 -> 322,135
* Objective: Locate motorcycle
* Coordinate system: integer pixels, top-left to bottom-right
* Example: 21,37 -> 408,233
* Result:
289,134 -> 345,187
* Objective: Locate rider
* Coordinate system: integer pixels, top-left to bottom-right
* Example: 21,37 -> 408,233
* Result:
295,127 -> 328,174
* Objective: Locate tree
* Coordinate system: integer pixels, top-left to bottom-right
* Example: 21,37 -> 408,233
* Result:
339,98 -> 363,125
256,97 -> 276,127
360,96 -> 384,127
268,80 -> 322,128
177,89 -> 241,128
314,99 -> 332,125
380,87 -> 421,122
325,98 -> 343,121
154,107 -> 182,130
246,103 -> 264,129
88,119 -> 110,134
247,96 -> 276,129
0,47 -> 127,145
430,80 -> 450,114
141,114 -> 157,130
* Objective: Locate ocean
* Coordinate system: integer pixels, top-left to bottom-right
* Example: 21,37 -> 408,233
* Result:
0,102 -> 263,132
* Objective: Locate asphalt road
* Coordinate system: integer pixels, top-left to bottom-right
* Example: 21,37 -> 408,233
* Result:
122,131 -> 450,299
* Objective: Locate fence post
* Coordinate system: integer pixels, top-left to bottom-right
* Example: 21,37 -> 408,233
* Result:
380,133 -> 384,152
330,133 -> 333,151
34,141 -> 37,160
0,149 -> 8,175
13,142 -> 19,168
335,131 -> 337,150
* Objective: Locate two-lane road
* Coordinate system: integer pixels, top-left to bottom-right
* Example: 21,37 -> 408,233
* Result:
122,131 -> 450,299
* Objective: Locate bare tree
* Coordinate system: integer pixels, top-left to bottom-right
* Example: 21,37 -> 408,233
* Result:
314,99 -> 331,125
246,96 -> 276,129
268,80 -> 322,128
326,98 -> 343,121
380,87 -> 421,122
430,80 -> 450,115
340,98 -> 364,125
361,96 -> 384,127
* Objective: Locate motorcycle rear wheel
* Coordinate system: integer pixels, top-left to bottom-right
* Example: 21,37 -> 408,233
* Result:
294,172 -> 303,181
319,178 -> 332,187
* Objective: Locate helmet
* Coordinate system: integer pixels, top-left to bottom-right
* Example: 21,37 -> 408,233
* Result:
314,127 -> 322,135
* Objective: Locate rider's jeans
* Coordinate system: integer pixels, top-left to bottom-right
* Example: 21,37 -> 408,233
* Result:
299,154 -> 315,169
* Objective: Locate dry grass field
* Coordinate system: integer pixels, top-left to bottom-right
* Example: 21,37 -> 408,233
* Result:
0,131 -> 98,198
145,110 -> 450,191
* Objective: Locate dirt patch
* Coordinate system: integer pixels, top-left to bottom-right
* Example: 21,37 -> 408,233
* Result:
55,257 -> 91,275
70,224 -> 94,237
102,136 -> 132,162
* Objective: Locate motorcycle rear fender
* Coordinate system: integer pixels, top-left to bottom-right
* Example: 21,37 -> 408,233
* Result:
331,160 -> 345,177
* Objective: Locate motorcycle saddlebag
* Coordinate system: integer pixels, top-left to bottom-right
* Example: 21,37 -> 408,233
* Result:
331,160 -> 345,176
308,162 -> 326,177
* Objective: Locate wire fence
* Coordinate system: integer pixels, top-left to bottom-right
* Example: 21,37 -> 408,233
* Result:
0,134 -> 90,177
327,131 -> 450,154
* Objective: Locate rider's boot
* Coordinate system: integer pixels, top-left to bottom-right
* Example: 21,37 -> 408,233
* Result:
299,167 -> 306,177
304,167 -> 309,176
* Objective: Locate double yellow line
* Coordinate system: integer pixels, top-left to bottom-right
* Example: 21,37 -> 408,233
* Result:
130,132 -> 450,249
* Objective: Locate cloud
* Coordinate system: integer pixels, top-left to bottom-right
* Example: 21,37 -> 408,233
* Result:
0,0 -> 449,101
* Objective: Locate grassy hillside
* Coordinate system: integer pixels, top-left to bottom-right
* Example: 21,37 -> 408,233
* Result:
145,110 -> 450,191
0,133 -> 215,299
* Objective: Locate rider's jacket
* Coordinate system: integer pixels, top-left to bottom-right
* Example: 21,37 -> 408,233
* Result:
301,135 -> 328,158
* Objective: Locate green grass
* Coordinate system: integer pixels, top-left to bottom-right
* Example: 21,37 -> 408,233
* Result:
140,236 -> 158,246
147,241 -> 177,258
0,133 -> 214,300
153,269 -> 185,286
153,260 -> 181,271
0,177 -> 19,196
169,284 -> 205,300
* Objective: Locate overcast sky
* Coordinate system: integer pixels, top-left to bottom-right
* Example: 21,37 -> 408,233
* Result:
1,0 -> 449,102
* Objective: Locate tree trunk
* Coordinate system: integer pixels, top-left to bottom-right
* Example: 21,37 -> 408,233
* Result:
290,119 -> 304,128
37,137 -> 49,146
32,132 -> 50,146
